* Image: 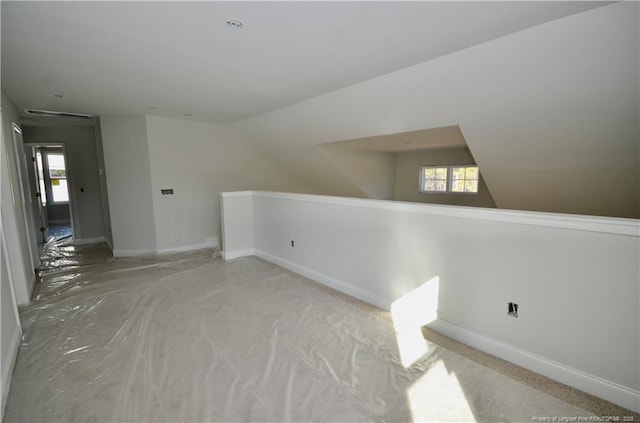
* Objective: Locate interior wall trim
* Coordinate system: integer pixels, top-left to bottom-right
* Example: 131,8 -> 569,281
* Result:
245,191 -> 639,237
427,319 -> 640,413
1,325 -> 22,418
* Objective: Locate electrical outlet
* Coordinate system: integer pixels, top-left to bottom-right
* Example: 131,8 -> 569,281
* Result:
161,189 -> 174,195
291,240 -> 295,247
507,302 -> 519,318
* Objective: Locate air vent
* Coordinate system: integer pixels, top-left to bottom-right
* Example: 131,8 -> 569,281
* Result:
24,109 -> 93,119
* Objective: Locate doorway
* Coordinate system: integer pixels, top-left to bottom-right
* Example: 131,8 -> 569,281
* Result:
26,145 -> 75,245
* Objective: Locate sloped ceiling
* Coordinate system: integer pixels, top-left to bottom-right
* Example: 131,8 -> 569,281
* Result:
2,2 -> 636,218
2,1 -> 607,123
235,2 -> 639,218
322,126 -> 467,153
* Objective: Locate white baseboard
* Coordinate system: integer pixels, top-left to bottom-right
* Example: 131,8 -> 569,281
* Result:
114,238 -> 219,258
73,236 -> 106,246
1,325 -> 21,420
156,237 -> 219,255
239,249 -> 639,413
222,249 -> 255,260
112,248 -> 156,258
253,249 -> 393,311
427,319 -> 640,413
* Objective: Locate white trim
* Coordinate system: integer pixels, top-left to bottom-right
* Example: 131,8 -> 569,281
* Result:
254,249 -> 393,310
73,236 -> 106,246
156,237 -> 219,255
220,191 -> 254,198
427,319 -> 640,413
222,249 -> 255,260
233,191 -> 639,237
1,325 -> 21,419
112,248 -> 156,258
113,238 -> 219,257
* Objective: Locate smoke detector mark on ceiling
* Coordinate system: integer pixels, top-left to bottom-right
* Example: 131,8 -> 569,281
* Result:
226,19 -> 244,29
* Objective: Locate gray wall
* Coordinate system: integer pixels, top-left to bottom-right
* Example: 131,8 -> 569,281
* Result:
100,115 -> 157,254
394,147 -> 496,208
22,125 -> 106,241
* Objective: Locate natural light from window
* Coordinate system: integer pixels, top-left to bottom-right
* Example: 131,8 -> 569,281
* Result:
47,153 -> 69,203
391,276 -> 476,421
391,276 -> 440,368
421,165 -> 479,194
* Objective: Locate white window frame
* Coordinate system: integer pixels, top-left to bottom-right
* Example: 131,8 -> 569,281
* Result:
420,165 -> 480,194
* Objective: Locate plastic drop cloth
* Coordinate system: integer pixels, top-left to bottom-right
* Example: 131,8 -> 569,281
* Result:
5,243 -> 592,422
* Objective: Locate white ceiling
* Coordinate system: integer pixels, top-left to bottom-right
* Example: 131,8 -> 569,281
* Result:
322,125 -> 467,152
2,1 -> 608,123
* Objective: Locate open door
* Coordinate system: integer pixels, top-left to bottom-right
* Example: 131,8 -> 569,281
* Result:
31,147 -> 50,243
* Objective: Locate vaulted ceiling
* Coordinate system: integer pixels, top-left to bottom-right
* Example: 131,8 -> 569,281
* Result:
2,1 -> 637,218
2,1 -> 607,123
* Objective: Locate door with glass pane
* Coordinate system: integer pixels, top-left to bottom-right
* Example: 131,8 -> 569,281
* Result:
32,147 -> 72,243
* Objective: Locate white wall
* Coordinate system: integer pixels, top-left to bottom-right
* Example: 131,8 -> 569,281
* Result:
1,225 -> 22,421
0,90 -> 26,420
235,3 -> 639,218
100,115 -> 157,255
145,115 -> 311,253
22,125 -> 106,242
93,120 -> 113,248
221,191 -> 640,412
1,88 -> 35,305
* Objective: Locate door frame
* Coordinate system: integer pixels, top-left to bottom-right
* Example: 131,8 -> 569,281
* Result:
25,142 -> 77,243
11,123 -> 39,269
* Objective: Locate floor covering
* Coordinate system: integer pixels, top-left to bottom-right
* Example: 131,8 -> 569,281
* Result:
4,243 -> 634,422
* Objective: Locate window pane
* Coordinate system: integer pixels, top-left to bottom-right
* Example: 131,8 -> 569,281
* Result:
434,180 -> 447,192
424,180 -> 437,191
452,167 -> 466,179
51,179 -> 69,202
451,179 -> 464,192
47,153 -> 66,170
424,168 -> 436,178
435,168 -> 448,179
464,180 -> 479,193
466,166 -> 479,179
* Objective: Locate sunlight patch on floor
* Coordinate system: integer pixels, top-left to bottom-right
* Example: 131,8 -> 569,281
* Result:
391,276 -> 440,368
407,360 -> 476,422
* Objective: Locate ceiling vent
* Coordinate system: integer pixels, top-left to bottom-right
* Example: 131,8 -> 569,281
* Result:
24,109 -> 93,119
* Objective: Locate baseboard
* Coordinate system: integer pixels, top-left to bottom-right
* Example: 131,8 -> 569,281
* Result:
114,238 -> 220,258
244,249 -> 639,413
112,248 -> 156,258
156,237 -> 219,255
427,319 -> 640,413
1,325 -> 21,420
73,236 -> 106,246
253,249 -> 393,310
222,249 -> 255,260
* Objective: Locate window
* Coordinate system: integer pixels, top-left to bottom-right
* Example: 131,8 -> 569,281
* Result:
420,165 -> 479,194
47,153 -> 69,202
